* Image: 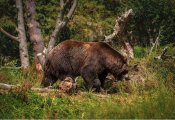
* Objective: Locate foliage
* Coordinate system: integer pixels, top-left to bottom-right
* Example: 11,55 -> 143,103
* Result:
1,0 -> 175,65
134,46 -> 146,58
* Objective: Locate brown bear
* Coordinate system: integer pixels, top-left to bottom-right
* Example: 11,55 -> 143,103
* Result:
41,40 -> 129,92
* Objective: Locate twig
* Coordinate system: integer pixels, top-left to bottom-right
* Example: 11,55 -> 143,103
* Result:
0,28 -> 19,42
154,47 -> 175,60
149,29 -> 161,55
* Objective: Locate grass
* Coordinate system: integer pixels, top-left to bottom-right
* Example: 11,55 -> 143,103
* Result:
0,49 -> 175,119
0,85 -> 175,119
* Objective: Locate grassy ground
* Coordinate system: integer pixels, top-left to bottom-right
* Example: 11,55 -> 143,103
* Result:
0,84 -> 175,119
0,51 -> 175,119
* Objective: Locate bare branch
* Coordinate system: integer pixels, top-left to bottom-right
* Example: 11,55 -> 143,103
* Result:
60,0 -> 64,8
47,0 -> 78,52
154,47 -> 175,61
66,0 -> 78,20
60,0 -> 72,21
63,0 -> 72,9
149,29 -> 161,55
0,28 -> 19,42
104,9 -> 134,42
154,47 -> 167,60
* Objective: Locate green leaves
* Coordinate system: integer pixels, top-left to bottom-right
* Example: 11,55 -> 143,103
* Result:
0,16 -> 16,29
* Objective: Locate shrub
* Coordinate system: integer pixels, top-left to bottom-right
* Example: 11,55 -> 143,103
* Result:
134,46 -> 146,58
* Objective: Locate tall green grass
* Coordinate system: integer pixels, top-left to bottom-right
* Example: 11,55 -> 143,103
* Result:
0,84 -> 175,119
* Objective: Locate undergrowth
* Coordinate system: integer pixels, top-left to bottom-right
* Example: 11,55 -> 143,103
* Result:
0,47 -> 175,119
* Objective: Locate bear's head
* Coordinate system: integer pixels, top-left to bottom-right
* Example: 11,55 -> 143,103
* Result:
41,74 -> 57,87
116,63 -> 130,81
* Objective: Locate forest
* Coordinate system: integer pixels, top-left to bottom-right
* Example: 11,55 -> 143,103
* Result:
0,0 -> 175,119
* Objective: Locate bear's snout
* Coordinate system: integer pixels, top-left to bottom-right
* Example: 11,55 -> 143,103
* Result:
41,78 -> 53,87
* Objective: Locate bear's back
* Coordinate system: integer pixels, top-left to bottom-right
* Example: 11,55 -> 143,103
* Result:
47,40 -> 126,69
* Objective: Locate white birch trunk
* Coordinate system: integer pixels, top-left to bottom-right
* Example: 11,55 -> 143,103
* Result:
16,0 -> 29,69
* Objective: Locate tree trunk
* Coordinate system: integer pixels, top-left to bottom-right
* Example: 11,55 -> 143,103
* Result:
47,21 -> 66,52
123,42 -> 134,58
26,0 -> 78,68
104,9 -> 134,58
26,0 -> 45,68
47,0 -> 78,52
16,0 -> 29,69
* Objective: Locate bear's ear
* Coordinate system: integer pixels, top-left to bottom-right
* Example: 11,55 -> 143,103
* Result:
133,64 -> 139,71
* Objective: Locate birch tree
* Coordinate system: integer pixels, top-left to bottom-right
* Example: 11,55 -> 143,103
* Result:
0,0 -> 29,69
26,0 -> 78,68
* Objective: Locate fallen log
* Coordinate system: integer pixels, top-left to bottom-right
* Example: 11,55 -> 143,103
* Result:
0,83 -> 111,98
0,83 -> 16,90
0,83 -> 59,93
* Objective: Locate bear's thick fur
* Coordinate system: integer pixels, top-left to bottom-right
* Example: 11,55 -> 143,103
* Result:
41,40 -> 129,91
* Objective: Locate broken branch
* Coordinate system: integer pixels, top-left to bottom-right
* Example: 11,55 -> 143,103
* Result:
149,29 -> 161,55
0,83 -> 59,93
104,9 -> 134,42
47,0 -> 78,52
154,47 -> 175,60
66,0 -> 78,20
0,28 -> 19,42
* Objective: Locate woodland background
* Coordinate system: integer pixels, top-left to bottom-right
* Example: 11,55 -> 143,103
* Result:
0,0 -> 175,119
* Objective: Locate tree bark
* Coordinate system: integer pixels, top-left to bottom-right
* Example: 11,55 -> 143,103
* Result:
104,9 -> 134,58
121,42 -> 134,58
47,0 -> 78,52
0,83 -> 59,93
104,9 -> 134,41
26,0 -> 78,68
26,0 -> 45,68
0,1 -> 30,69
149,29 -> 161,55
16,0 -> 29,69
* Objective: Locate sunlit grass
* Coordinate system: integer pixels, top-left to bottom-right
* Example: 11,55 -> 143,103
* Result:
0,83 -> 175,119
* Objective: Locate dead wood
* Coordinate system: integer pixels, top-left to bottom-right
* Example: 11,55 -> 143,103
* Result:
149,29 -> 161,55
0,83 -> 59,93
103,9 -> 134,58
154,47 -> 175,60
104,9 -> 134,42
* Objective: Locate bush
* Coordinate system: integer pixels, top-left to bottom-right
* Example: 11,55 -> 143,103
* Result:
134,46 -> 146,58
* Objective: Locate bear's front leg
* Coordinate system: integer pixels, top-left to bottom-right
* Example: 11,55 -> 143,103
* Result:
81,65 -> 101,92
